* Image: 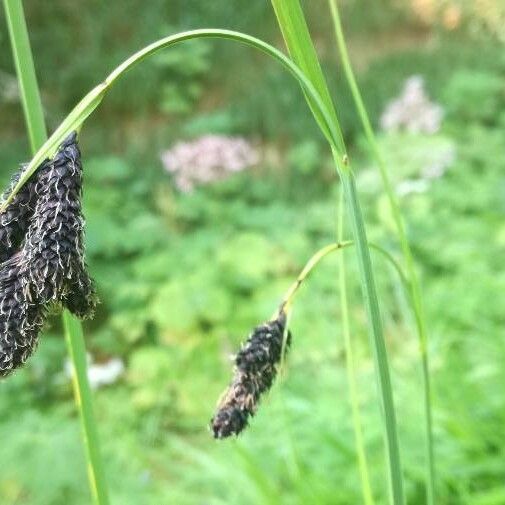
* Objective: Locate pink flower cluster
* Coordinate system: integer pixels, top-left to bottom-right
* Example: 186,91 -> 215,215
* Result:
161,135 -> 259,192
380,76 -> 444,134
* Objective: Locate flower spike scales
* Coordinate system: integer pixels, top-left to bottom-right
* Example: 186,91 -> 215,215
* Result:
211,309 -> 291,439
0,132 -> 96,377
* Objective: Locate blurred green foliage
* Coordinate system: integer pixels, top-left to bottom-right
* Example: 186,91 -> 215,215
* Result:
1,1 -> 504,504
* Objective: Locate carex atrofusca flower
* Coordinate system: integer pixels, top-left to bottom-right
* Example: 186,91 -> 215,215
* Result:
0,132 -> 96,377
211,310 -> 291,438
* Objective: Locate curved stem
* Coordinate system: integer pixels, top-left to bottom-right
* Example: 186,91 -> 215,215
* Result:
328,2 -> 434,502
369,244 -> 409,295
279,240 -> 410,320
0,29 -> 346,212
281,241 -> 353,312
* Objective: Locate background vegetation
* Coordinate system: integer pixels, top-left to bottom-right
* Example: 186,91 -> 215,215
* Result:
0,1 -> 504,503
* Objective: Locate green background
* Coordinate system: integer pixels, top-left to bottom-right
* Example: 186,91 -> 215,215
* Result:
0,1 -> 504,503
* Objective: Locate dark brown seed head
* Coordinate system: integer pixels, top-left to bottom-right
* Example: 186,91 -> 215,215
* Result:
235,312 -> 288,374
0,132 -> 97,377
211,311 -> 291,439
20,132 -> 97,317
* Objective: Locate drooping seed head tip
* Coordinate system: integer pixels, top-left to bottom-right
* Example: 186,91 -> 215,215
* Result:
210,311 -> 292,439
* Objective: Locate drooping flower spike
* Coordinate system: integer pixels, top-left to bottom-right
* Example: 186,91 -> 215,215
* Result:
19,132 -> 97,317
211,242 -> 353,438
211,310 -> 291,438
0,132 -> 96,377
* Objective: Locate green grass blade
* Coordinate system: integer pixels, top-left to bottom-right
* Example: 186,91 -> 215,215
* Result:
270,0 -> 345,152
3,1 -> 110,504
338,191 -> 375,505
336,153 -> 404,505
271,1 -> 405,503
327,2 -> 435,503
3,0 -> 46,150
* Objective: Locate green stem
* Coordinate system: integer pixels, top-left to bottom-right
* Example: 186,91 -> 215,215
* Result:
337,154 -> 404,505
328,2 -> 434,503
3,0 -> 47,148
281,241 -> 353,312
280,240 -> 408,315
63,314 -> 110,505
3,1 -> 110,504
338,190 -> 375,505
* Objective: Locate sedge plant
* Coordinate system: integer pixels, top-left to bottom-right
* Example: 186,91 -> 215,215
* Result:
0,1 -> 425,503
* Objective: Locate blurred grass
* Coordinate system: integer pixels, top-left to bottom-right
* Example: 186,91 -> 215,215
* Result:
1,1 -> 505,504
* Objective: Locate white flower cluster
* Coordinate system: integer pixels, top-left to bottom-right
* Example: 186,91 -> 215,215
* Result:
380,76 -> 444,134
161,135 -> 259,192
65,354 -> 124,390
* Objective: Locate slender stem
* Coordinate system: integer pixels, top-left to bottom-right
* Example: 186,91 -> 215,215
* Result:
281,241 -> 353,312
63,315 -> 110,505
369,244 -> 409,294
337,154 -> 404,505
3,2 -> 110,504
328,2 -> 434,502
3,0 -> 47,148
280,240 -> 408,315
338,190 -> 375,505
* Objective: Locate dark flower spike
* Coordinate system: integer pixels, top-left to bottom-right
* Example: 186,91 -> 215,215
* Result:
0,161 -> 49,262
210,243 -> 356,438
211,310 -> 291,439
0,132 -> 96,377
20,131 -> 97,318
